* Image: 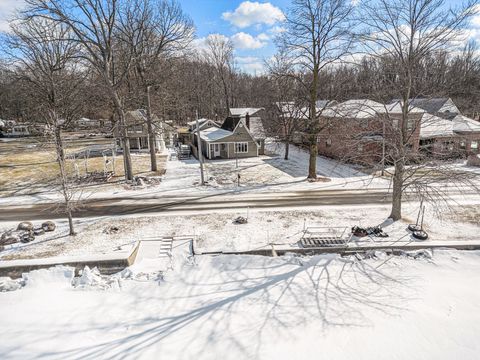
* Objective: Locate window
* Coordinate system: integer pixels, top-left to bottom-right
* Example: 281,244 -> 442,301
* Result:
235,142 -> 248,153
392,119 -> 399,128
460,140 -> 466,149
361,119 -> 369,128
471,141 -> 478,150
326,139 -> 332,147
407,119 -> 415,131
357,144 -> 364,152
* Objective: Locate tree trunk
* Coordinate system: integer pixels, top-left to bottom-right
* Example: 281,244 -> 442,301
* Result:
284,139 -> 290,160
111,90 -> 133,181
389,159 -> 404,221
145,85 -> 158,172
53,125 -> 76,236
308,136 -> 317,179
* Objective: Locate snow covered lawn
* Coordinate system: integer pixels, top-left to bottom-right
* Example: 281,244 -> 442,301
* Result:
1,249 -> 480,359
2,203 -> 479,260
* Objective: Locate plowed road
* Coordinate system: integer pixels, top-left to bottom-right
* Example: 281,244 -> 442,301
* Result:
0,189 -> 396,220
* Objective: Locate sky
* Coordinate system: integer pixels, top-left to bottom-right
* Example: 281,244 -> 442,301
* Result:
0,0 -> 479,74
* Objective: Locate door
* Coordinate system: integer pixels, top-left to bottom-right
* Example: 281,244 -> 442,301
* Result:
213,143 -> 221,157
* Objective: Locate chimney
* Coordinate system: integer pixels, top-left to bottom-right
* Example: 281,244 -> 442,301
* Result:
245,112 -> 250,129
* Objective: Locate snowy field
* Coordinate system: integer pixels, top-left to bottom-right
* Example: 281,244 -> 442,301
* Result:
1,202 -> 479,260
1,248 -> 480,359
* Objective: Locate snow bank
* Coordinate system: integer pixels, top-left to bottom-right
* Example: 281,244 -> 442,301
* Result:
22,266 -> 75,289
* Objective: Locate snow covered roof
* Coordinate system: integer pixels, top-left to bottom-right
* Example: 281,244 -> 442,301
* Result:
391,98 -> 457,114
325,99 -> 388,118
452,115 -> 480,133
230,108 -> 263,117
420,113 -> 455,139
187,118 -> 209,126
199,127 -> 233,142
387,101 -> 425,114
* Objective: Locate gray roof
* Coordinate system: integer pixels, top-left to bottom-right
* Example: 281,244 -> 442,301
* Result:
390,98 -> 455,114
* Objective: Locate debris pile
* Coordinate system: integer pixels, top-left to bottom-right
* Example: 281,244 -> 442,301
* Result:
74,171 -> 113,184
129,176 -> 162,188
351,226 -> 389,238
103,226 -> 120,235
233,216 -> 248,225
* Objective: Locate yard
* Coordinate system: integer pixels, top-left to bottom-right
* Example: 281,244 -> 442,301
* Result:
1,202 -> 479,261
0,135 -> 167,197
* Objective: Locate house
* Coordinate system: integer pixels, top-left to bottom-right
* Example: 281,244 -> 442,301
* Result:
419,113 -> 480,156
0,120 -> 31,138
390,98 -> 460,119
115,109 -> 165,152
197,117 -> 260,159
75,117 -> 102,129
177,118 -> 219,146
317,99 -> 424,165
227,108 -> 266,155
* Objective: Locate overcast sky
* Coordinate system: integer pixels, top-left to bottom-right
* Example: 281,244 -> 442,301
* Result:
0,0 -> 478,74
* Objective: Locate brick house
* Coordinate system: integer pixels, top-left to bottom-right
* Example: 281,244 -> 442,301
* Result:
317,100 -> 424,165
419,113 -> 480,157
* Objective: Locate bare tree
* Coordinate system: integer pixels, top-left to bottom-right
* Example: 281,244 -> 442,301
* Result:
203,35 -> 235,115
278,0 -> 355,179
360,0 -> 478,220
5,18 -> 85,235
265,51 -> 303,160
120,0 -> 194,171
25,0 -> 135,181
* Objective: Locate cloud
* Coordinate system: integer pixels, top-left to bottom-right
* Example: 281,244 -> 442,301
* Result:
0,0 -> 26,33
230,32 -> 267,49
222,1 -> 285,29
268,26 -> 286,35
236,56 -> 265,74
193,33 -> 230,51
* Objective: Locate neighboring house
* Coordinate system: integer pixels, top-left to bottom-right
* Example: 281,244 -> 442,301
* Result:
227,108 -> 266,155
115,109 -> 164,152
391,98 -> 460,119
177,118 -> 219,146
198,117 -> 260,159
0,120 -> 31,138
419,113 -> 480,156
75,117 -> 103,130
317,99 -> 424,164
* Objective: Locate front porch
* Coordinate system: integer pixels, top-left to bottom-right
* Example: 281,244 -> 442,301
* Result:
206,142 -> 229,159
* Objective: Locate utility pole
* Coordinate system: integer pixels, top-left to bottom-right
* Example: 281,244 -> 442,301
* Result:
195,110 -> 205,185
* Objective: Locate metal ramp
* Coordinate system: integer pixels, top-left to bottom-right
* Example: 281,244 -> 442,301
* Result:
300,227 -> 350,248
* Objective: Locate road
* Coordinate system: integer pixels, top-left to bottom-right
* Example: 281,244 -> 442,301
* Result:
1,187 -> 479,221
0,189 -> 396,220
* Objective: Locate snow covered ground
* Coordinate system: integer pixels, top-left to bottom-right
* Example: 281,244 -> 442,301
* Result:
2,201 -> 479,260
1,248 -> 480,359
